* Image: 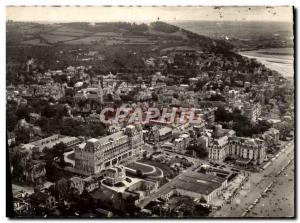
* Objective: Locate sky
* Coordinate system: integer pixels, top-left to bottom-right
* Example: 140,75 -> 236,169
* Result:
6,6 -> 293,23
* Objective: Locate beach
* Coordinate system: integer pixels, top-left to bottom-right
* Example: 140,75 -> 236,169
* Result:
240,48 -> 294,79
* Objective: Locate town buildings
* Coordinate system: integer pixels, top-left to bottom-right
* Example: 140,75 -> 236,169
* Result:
12,147 -> 46,184
21,134 -> 81,153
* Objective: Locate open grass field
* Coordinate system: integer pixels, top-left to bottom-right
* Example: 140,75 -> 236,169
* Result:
64,36 -> 106,44
21,38 -> 50,46
51,26 -> 92,35
139,159 -> 177,178
41,34 -> 77,43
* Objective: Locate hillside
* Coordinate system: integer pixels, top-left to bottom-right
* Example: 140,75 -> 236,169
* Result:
6,21 -> 233,52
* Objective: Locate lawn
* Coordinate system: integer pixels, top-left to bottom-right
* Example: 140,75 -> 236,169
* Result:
66,152 -> 75,161
138,159 -> 178,179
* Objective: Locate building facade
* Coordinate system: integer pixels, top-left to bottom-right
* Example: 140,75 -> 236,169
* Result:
243,101 -> 262,122
209,136 -> 266,165
228,137 -> 266,165
74,125 -> 144,175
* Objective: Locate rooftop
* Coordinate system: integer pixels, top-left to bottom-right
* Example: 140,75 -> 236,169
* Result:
172,171 -> 226,196
22,135 -> 80,152
159,127 -> 172,136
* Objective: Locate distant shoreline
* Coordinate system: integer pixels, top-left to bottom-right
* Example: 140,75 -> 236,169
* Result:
239,47 -> 294,79
237,47 -> 293,54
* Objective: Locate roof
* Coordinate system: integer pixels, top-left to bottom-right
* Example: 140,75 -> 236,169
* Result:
265,128 -> 280,135
179,133 -> 189,139
22,135 -> 80,152
97,131 -> 128,145
106,168 -> 117,174
83,176 -> 97,183
80,131 -> 128,152
70,176 -> 83,184
95,208 -> 113,216
162,142 -> 174,147
172,171 -> 226,196
230,137 -> 264,148
214,136 -> 228,147
74,82 -> 84,87
159,127 -> 172,136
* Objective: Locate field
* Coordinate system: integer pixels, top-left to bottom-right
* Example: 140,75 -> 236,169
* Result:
93,32 -> 121,37
21,39 -> 50,46
41,34 -> 77,43
51,26 -> 92,35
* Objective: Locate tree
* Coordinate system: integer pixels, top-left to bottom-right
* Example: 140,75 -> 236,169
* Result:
187,145 -> 208,159
123,195 -> 141,216
278,121 -> 293,139
52,142 -> 67,167
7,107 -> 18,132
15,128 -> 30,145
200,197 -> 207,203
55,178 -> 70,201
142,151 -> 148,160
45,160 -> 60,182
215,107 -> 233,122
152,92 -> 158,102
10,152 -> 24,180
136,169 -> 144,178
16,106 -> 31,121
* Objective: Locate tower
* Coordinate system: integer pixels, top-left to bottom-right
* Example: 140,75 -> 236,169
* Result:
98,79 -> 103,104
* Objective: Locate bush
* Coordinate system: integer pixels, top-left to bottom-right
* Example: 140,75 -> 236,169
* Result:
150,22 -> 179,33
136,169 -> 144,178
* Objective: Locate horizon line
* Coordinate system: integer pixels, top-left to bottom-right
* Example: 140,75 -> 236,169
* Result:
7,19 -> 293,23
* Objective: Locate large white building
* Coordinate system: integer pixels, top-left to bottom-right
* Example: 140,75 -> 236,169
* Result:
209,136 -> 266,165
228,137 -> 266,165
243,101 -> 262,122
208,124 -> 266,165
74,125 -> 144,175
21,134 -> 81,153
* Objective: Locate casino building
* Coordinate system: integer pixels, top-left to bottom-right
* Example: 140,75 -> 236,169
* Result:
74,124 -> 144,175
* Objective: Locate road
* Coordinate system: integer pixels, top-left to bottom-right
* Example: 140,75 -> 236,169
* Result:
212,141 -> 294,218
